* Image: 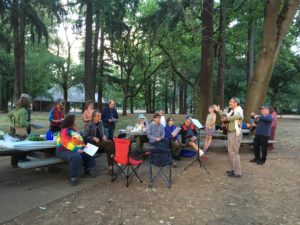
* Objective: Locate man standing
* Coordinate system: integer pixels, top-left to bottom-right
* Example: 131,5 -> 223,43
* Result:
214,97 -> 244,178
102,100 -> 118,140
250,105 -> 273,165
146,113 -> 169,149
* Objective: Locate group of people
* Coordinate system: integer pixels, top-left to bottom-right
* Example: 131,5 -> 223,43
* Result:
6,95 -> 277,185
50,99 -> 118,186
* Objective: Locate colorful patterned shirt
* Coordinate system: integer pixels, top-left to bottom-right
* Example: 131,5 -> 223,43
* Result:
56,128 -> 85,152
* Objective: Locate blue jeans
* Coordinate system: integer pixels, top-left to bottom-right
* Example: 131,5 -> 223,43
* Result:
150,138 -> 170,150
104,127 -> 115,140
56,150 -> 95,178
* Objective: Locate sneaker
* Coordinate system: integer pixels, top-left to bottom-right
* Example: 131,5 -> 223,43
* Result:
173,155 -> 181,161
228,173 -> 241,178
250,158 -> 259,163
226,170 -> 234,174
172,163 -> 178,168
256,160 -> 266,165
69,177 -> 79,186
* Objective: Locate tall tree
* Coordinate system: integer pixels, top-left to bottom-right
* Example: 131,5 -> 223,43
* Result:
195,0 -> 214,122
244,0 -> 299,119
216,0 -> 226,108
84,0 -> 94,101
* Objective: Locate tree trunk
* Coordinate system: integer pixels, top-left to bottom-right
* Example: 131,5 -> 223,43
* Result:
164,78 -> 168,114
63,85 -> 69,113
84,0 -> 94,101
145,80 -> 152,113
179,82 -> 187,114
12,0 -> 20,102
246,19 -> 254,85
92,9 -> 100,94
216,0 -> 226,108
19,2 -> 25,95
122,95 -> 128,116
130,94 -> 134,114
152,77 -> 156,113
195,0 -> 214,122
98,28 -> 104,112
244,0 -> 299,120
171,78 -> 176,114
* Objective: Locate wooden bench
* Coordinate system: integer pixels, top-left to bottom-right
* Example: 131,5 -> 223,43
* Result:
17,157 -> 64,169
224,139 -> 278,147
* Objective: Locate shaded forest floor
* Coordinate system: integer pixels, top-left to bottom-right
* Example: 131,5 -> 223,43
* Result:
1,116 -> 299,225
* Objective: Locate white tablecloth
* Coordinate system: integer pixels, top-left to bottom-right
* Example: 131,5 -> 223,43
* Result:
0,140 -> 56,151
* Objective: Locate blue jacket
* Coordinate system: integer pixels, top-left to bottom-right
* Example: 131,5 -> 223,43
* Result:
165,125 -> 179,140
255,114 -> 273,137
102,107 -> 119,129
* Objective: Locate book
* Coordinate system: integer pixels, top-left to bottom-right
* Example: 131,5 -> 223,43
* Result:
171,127 -> 181,136
83,143 -> 99,156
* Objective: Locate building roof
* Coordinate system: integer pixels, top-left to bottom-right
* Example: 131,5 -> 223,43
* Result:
33,84 -> 106,103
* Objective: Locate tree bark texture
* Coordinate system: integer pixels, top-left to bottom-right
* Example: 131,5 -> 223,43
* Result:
179,82 -> 187,114
246,19 -> 254,85
98,28 -> 105,112
244,0 -> 299,121
84,0 -> 95,101
216,0 -> 226,108
196,0 -> 214,123
171,78 -> 176,114
164,78 -> 168,114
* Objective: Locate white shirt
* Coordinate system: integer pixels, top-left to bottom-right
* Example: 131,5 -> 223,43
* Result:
160,115 -> 166,127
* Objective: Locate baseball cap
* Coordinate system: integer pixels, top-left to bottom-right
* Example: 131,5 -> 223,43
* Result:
185,115 -> 191,120
138,114 -> 146,119
260,105 -> 269,109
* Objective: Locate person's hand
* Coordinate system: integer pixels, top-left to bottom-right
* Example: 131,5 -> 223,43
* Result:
171,133 -> 176,138
213,105 -> 220,112
191,136 -> 197,141
102,135 -> 107,141
251,112 -> 255,117
77,149 -> 84,154
93,137 -> 100,143
221,116 -> 228,122
108,119 -> 113,122
155,137 -> 161,142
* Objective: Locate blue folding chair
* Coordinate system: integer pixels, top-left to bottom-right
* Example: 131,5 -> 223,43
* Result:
149,148 -> 172,188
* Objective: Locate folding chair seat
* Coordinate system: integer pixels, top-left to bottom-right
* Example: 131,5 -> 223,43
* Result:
112,138 -> 144,187
149,148 -> 172,188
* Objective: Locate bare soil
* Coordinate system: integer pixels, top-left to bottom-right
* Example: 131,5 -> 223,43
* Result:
2,118 -> 300,225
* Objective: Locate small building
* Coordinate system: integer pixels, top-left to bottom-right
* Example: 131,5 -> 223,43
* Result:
33,84 -> 107,112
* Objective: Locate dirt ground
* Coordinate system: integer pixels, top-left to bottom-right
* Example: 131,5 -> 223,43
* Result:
1,118 -> 300,225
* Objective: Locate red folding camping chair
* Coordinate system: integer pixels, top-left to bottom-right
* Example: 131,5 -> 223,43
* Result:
111,138 -> 144,187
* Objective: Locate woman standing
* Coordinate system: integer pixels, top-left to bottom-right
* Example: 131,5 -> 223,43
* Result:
203,105 -> 216,152
7,96 -> 31,167
82,100 -> 94,128
56,114 -> 96,186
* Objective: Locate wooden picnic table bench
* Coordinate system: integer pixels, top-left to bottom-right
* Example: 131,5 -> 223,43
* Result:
0,140 -> 64,169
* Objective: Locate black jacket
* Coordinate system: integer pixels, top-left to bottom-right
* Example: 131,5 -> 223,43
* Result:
102,107 -> 118,128
84,121 -> 104,143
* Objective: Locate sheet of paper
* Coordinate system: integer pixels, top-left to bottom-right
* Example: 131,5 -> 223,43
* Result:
171,127 -> 181,136
83,143 -> 99,156
191,118 -> 204,129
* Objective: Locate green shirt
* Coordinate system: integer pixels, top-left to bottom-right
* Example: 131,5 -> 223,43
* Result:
7,107 -> 29,128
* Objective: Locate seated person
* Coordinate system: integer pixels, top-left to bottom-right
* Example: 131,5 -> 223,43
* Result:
180,115 -> 201,154
133,114 -> 149,152
146,113 -> 170,150
165,117 -> 181,160
56,114 -> 96,186
84,110 -> 115,174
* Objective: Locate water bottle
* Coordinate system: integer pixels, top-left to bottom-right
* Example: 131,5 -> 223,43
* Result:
46,130 -> 54,140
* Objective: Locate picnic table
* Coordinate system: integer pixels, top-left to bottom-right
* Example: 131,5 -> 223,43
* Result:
0,139 -> 63,168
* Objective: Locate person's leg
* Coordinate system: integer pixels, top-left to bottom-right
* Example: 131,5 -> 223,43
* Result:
227,133 -> 234,170
170,140 -> 180,157
81,152 -> 96,176
101,140 -> 115,168
253,135 -> 261,161
260,136 -> 269,163
104,127 -> 110,140
135,136 -> 143,152
268,127 -> 276,150
110,127 -> 115,140
56,150 -> 82,179
231,133 -> 242,176
206,136 -> 213,150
